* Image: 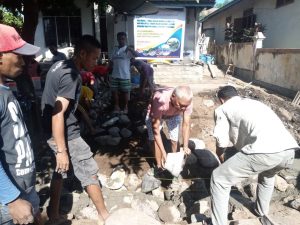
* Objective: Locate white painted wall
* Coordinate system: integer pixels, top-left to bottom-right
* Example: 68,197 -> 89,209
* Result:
202,0 -> 300,48
184,7 -> 196,59
74,0 -> 93,36
254,0 -> 300,48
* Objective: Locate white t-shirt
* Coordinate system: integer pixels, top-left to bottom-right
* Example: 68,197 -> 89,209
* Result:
213,96 -> 299,154
111,46 -> 133,79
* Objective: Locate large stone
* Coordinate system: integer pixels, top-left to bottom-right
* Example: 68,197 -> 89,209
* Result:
80,206 -> 98,220
231,209 -> 250,221
278,107 -> 293,121
131,198 -> 158,219
124,174 -> 142,191
158,202 -> 181,223
105,208 -> 161,225
120,128 -> 132,138
119,114 -> 131,124
142,173 -> 161,193
94,135 -> 110,145
108,127 -> 120,137
275,175 -> 289,192
106,168 -> 126,190
102,117 -> 119,127
290,198 -> 300,211
107,136 -> 122,146
152,186 -> 165,201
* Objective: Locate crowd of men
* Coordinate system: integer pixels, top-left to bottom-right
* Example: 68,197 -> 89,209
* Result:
0,23 -> 298,225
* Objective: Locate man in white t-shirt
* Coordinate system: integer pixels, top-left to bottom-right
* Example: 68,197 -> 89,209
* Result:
109,32 -> 137,114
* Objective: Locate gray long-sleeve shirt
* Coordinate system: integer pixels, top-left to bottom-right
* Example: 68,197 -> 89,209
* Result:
213,96 -> 299,154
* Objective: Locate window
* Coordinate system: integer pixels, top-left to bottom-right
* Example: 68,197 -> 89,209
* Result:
242,8 -> 256,29
276,0 -> 294,8
243,8 -> 253,17
43,16 -> 82,47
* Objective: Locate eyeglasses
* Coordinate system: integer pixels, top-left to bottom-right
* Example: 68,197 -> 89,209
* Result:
178,103 -> 189,109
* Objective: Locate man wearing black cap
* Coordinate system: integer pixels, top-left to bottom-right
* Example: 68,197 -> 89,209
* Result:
0,24 -> 41,225
209,85 -> 299,225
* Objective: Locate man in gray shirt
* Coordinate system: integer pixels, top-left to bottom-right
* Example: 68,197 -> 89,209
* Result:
208,86 -> 299,225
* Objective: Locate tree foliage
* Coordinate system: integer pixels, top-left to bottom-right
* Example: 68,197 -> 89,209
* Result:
0,6 -> 23,31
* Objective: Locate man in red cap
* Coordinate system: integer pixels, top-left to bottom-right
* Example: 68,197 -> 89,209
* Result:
0,24 -> 41,225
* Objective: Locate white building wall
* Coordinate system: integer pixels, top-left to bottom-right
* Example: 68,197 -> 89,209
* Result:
34,0 -> 93,61
202,0 -> 300,48
184,8 -> 196,58
74,0 -> 93,36
254,0 -> 300,48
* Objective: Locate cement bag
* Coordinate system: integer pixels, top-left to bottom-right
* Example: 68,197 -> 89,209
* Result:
164,151 -> 185,177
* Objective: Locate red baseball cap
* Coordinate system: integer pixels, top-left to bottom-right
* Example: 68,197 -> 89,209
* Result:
0,24 -> 40,55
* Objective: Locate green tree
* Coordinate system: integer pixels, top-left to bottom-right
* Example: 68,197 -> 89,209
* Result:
0,0 -> 108,150
0,6 -> 23,31
0,0 -> 109,97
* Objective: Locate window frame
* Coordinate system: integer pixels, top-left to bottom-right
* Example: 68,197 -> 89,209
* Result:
43,15 -> 82,48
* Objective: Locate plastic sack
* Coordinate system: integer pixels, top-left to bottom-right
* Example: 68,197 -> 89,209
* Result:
164,151 -> 185,177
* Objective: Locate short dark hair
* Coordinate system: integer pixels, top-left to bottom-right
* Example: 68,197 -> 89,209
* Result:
217,85 -> 238,100
74,35 -> 101,56
117,32 -> 127,38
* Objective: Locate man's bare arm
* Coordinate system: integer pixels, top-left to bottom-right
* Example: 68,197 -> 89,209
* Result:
52,96 -> 70,172
182,112 -> 191,155
152,118 -> 167,164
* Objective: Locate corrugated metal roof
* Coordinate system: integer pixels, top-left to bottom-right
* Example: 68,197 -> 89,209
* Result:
200,0 -> 242,22
150,0 -> 215,7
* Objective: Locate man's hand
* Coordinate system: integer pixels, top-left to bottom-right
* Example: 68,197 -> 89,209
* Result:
55,151 -> 69,173
8,198 -> 34,224
183,147 -> 191,155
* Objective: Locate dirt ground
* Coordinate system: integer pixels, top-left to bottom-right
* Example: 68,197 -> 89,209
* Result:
37,75 -> 300,224
95,77 -> 300,176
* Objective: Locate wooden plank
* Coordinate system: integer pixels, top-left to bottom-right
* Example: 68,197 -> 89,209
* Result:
292,91 -> 300,106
